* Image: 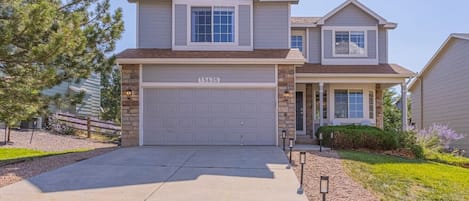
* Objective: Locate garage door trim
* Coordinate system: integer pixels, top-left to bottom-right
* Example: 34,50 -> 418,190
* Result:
138,65 -> 279,146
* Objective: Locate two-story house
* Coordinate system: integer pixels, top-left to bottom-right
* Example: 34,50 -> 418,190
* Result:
117,0 -> 415,147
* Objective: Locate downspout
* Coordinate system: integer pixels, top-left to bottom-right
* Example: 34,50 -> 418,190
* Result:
419,77 -> 424,130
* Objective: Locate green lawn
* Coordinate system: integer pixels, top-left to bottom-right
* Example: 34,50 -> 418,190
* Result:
338,150 -> 469,201
0,148 -> 91,165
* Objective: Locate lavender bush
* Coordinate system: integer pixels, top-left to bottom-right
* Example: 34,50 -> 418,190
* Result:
417,123 -> 464,151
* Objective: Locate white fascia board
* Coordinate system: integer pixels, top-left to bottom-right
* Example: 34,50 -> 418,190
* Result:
295,76 -> 405,84
296,73 -> 415,78
291,24 -> 318,28
117,58 -> 306,65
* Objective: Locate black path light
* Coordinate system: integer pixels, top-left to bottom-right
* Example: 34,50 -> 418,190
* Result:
29,118 -> 38,144
319,133 -> 323,152
320,176 -> 330,201
282,130 -> 287,151
330,132 -> 334,150
289,138 -> 294,165
297,151 -> 306,194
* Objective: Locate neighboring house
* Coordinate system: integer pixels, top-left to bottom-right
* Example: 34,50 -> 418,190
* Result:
43,73 -> 102,118
116,0 -> 415,147
409,34 -> 469,150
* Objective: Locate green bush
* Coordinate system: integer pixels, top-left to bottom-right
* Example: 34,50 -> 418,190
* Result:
396,131 -> 424,158
316,125 -> 398,150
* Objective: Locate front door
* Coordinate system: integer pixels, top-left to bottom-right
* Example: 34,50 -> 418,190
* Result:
296,92 -> 304,132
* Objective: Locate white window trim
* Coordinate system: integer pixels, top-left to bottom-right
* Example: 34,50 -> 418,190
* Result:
314,89 -> 328,121
291,30 -> 306,56
332,30 -> 368,58
189,6 -> 237,45
321,26 -> 379,65
172,0 -> 253,51
333,88 -> 365,120
368,90 -> 375,120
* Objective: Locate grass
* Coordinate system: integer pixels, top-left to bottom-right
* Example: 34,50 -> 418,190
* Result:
338,150 -> 469,201
424,151 -> 469,168
0,148 -> 92,165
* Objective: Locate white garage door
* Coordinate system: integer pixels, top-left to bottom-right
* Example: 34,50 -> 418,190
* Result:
142,88 -> 276,145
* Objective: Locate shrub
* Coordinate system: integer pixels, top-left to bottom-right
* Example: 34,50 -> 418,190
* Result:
417,123 -> 464,152
316,125 -> 398,150
396,130 -> 424,158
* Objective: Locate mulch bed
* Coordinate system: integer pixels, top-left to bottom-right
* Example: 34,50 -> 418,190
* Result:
290,151 -> 378,201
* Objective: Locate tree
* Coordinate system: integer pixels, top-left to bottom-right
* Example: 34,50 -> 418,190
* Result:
383,89 -> 402,132
0,0 -> 124,141
101,67 -> 121,123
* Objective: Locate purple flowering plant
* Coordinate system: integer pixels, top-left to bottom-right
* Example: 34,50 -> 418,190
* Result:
417,123 -> 464,151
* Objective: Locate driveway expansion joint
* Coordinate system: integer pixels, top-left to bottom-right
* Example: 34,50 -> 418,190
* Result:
143,150 -> 198,201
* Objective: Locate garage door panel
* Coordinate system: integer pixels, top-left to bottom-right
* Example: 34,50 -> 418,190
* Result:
143,88 -> 276,145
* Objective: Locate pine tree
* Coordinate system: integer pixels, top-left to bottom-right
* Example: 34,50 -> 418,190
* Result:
0,0 -> 124,141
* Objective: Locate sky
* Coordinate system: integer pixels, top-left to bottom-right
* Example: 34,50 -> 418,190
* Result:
110,0 -> 469,73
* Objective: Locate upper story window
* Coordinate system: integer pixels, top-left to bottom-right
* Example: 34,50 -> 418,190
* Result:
334,31 -> 366,56
191,7 -> 235,43
291,35 -> 303,52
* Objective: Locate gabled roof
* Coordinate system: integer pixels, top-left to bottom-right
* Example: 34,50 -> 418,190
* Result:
128,0 -> 299,3
408,33 -> 469,90
292,0 -> 397,28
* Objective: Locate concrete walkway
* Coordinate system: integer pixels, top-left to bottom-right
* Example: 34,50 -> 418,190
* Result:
0,146 -> 308,201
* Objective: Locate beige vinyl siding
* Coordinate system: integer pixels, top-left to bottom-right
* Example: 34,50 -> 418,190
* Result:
138,0 -> 172,48
253,2 -> 289,49
378,28 -> 388,63
324,4 -> 378,26
410,80 -> 422,129
308,27 -> 321,63
412,38 -> 469,150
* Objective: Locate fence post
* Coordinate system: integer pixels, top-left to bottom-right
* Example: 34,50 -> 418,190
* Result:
87,117 -> 91,138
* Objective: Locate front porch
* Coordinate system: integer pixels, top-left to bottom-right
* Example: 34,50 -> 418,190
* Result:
294,64 -> 415,138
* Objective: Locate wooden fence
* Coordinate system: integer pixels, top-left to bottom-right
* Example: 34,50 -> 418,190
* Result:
54,113 -> 121,137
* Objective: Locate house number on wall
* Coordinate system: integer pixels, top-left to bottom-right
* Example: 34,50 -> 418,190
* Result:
198,76 -> 221,84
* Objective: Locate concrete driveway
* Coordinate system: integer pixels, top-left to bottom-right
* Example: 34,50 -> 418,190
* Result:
0,146 -> 308,201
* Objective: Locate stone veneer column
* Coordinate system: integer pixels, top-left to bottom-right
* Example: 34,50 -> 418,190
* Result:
305,84 -> 313,136
121,64 -> 140,147
375,84 -> 384,129
277,65 -> 296,143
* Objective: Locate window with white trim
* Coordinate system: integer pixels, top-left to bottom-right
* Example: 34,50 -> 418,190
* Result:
334,31 -> 366,56
291,35 -> 303,52
334,89 -> 364,118
369,91 -> 374,119
191,7 -> 235,43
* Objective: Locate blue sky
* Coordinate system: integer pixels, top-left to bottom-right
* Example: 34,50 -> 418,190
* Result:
111,0 -> 469,73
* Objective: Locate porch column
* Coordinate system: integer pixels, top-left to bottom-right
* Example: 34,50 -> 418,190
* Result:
401,82 -> 408,131
319,82 -> 324,126
277,65 -> 296,143
121,64 -> 140,147
375,84 -> 384,129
